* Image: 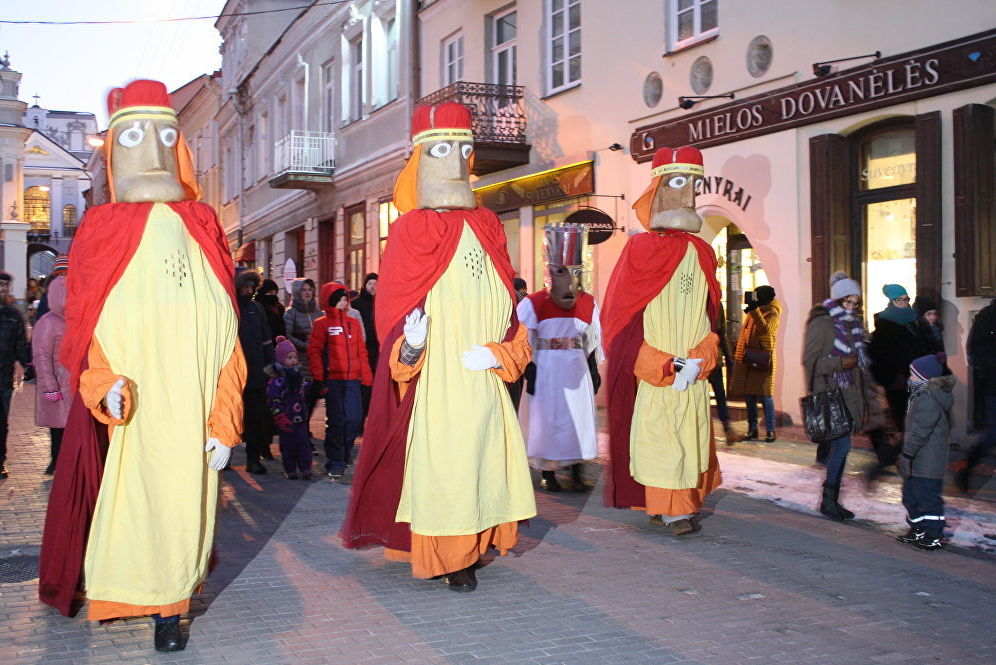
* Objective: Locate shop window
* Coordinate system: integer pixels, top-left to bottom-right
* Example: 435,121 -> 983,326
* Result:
62,204 -> 77,235
859,128 -> 916,190
347,205 -> 366,290
378,200 -> 398,255
24,186 -> 50,231
711,223 -> 768,346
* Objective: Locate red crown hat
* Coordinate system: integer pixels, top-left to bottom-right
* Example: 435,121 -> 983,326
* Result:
650,146 -> 705,178
107,80 -> 175,128
410,102 -> 474,145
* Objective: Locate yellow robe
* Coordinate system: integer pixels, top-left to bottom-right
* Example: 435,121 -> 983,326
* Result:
83,203 -> 239,607
630,245 -> 713,489
396,223 -> 536,536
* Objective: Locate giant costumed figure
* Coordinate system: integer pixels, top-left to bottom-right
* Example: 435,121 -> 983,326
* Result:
602,146 -> 722,536
517,224 -> 603,492
38,80 -> 246,652
339,102 -> 535,592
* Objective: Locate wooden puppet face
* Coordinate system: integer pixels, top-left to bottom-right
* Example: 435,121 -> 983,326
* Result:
549,265 -> 582,310
649,172 -> 704,232
416,139 -> 476,210
111,117 -> 185,203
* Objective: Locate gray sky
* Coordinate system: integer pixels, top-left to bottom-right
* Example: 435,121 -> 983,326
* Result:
0,1 -> 226,125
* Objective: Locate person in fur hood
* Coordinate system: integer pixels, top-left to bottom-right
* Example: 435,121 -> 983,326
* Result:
896,353 -> 955,551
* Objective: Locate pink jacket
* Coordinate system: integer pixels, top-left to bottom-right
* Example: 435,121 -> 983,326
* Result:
33,277 -> 71,428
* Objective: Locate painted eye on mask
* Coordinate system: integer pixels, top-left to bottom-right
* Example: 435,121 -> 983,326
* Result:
117,122 -> 145,148
428,142 -> 452,158
668,175 -> 689,189
159,127 -> 178,147
461,143 -> 473,159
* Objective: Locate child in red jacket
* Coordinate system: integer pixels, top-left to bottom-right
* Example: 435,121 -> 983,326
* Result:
308,282 -> 373,478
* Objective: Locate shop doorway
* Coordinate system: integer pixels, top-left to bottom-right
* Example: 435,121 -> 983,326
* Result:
710,221 -> 769,347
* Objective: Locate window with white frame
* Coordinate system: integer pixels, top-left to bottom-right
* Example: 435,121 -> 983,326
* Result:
293,76 -> 306,130
442,32 -> 464,86
322,60 -> 336,132
667,0 -> 718,51
222,133 -> 236,202
490,8 -> 517,87
384,16 -> 398,103
246,124 -> 256,184
349,36 -> 364,121
546,0 -> 580,94
258,111 -> 269,176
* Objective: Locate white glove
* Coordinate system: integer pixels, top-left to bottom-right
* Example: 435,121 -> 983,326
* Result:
404,308 -> 428,348
462,344 -> 499,371
205,438 -> 231,471
672,357 -> 703,393
106,378 -> 127,419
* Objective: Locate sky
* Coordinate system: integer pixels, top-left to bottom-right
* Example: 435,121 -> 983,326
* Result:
0,0 -> 227,125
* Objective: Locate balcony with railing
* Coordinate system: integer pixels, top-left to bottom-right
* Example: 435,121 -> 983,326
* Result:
417,82 -> 530,176
269,130 -> 336,189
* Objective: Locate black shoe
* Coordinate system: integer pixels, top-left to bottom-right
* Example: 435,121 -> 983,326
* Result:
43,463 -> 55,476
443,565 -> 478,592
153,617 -> 183,652
0,465 -> 8,479
897,528 -> 925,544
570,463 -> 591,492
818,483 -> 853,521
743,428 -> 759,441
540,470 -> 562,492
954,466 -> 971,493
246,461 -> 267,475
327,468 -> 345,480
764,431 -> 776,443
912,536 -> 944,551
283,472 -> 299,480
261,451 -> 276,461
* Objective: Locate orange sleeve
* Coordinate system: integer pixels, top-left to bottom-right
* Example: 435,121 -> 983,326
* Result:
687,332 -> 719,379
388,335 -> 425,400
207,342 -> 247,447
79,338 -> 132,425
486,322 -> 531,383
634,341 -> 677,387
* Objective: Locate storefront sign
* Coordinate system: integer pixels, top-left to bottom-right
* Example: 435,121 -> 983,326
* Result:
474,161 -> 594,211
631,28 -> 996,161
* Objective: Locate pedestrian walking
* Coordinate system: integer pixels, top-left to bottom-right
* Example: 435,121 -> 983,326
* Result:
803,271 -> 872,521
266,336 -> 313,480
0,271 -> 30,479
896,353 -> 954,550
709,304 -> 736,442
32,273 -> 71,475
730,285 -> 781,442
957,297 -> 996,491
257,278 -> 287,343
308,281 -> 372,478
284,278 -> 324,416
237,268 -> 275,473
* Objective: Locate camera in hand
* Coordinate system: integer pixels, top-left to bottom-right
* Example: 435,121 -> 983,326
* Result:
744,290 -> 756,306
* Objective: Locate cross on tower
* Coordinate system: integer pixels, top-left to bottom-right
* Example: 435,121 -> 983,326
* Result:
32,93 -> 40,107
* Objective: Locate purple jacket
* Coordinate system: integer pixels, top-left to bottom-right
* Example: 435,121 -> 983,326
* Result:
33,277 -> 71,428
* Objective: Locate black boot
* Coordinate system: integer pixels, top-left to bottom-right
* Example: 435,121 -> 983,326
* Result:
246,459 -> 267,475
153,615 -> 183,652
819,483 -> 850,521
540,470 -> 562,492
570,463 -> 590,492
832,483 -> 855,520
897,527 -> 925,544
743,428 -> 759,441
443,565 -> 478,592
764,431 -> 776,442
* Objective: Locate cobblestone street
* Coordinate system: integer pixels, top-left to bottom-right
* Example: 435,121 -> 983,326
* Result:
2,384 -> 995,664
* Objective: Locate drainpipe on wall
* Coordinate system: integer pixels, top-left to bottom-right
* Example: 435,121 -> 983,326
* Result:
297,53 -> 309,132
409,0 -> 420,115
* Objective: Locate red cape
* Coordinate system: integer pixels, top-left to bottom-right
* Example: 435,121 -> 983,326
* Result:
339,207 -> 518,552
601,230 -> 721,509
39,201 -> 238,617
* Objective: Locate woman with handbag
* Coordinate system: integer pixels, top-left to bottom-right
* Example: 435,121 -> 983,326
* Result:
730,285 -> 781,442
803,272 -> 871,521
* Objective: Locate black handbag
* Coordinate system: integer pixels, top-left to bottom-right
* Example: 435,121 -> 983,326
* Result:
800,358 -> 853,443
743,347 -> 772,370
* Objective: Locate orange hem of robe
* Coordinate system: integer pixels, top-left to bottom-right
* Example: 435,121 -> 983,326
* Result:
384,522 -> 519,578
631,437 -> 723,517
87,598 -> 191,621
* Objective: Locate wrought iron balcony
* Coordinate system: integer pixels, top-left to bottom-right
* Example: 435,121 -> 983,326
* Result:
269,130 -> 336,189
417,82 -> 530,175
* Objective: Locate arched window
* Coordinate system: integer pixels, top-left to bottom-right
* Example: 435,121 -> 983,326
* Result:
62,204 -> 78,235
24,186 -> 51,231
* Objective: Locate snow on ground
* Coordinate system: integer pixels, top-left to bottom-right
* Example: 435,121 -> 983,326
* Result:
717,450 -> 996,555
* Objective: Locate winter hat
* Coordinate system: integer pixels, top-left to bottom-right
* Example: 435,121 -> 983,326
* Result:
829,271 -> 861,300
754,285 -> 776,305
49,254 -> 69,279
274,336 -> 296,365
913,296 -> 938,317
513,277 -> 527,291
882,283 -> 908,300
259,279 -> 279,296
910,353 -> 946,381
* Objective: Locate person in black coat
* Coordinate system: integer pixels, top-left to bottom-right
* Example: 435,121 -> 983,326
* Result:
257,278 -> 287,344
236,269 -> 275,473
352,273 -> 378,418
0,272 -> 30,478
910,296 -> 945,356
958,298 -> 996,491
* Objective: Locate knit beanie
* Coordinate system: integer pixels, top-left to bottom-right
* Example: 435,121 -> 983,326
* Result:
259,279 -> 279,296
275,336 -> 296,365
910,353 -> 946,381
754,285 -> 776,305
50,254 -> 69,279
828,271 -> 861,300
913,296 -> 938,317
882,283 -> 908,300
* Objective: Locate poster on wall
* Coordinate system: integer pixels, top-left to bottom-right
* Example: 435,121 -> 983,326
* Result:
283,258 -> 297,295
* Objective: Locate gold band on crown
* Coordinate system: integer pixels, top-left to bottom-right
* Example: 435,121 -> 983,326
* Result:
650,162 -> 705,178
109,105 -> 177,128
412,127 -> 473,146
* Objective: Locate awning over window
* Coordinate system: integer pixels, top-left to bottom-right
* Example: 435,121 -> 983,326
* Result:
234,241 -> 256,263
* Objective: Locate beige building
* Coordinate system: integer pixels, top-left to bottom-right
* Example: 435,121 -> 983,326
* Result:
416,0 -> 996,437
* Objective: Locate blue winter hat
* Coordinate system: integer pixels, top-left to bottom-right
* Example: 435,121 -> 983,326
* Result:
882,283 -> 908,300
910,353 -> 945,381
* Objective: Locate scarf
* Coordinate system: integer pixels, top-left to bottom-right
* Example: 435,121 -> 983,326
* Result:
877,303 -> 916,326
822,298 -> 870,387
